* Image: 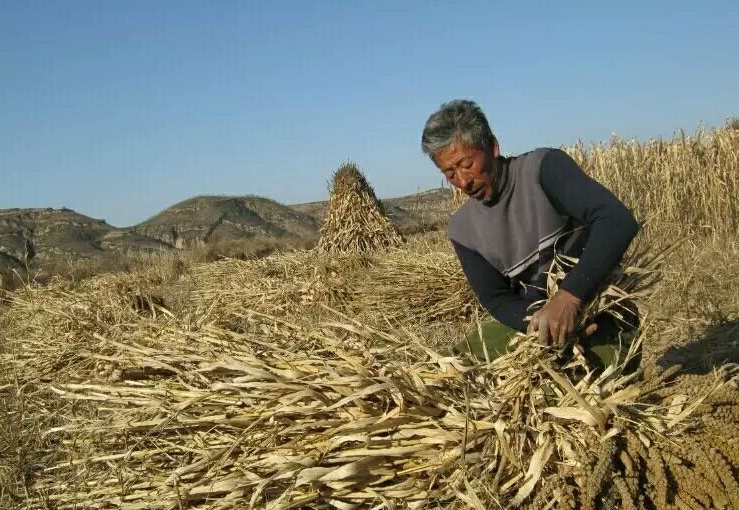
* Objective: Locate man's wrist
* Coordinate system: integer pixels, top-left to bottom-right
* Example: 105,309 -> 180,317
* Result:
555,289 -> 582,308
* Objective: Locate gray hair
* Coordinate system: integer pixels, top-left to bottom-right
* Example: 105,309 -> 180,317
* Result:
421,99 -> 496,162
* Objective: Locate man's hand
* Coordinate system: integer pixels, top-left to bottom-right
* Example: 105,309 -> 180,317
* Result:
526,290 -> 587,349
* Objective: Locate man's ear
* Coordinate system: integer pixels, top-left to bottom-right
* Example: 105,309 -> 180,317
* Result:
491,137 -> 500,158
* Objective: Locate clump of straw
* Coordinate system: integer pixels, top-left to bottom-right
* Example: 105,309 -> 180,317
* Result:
316,162 -> 404,254
185,251 -> 372,325
9,306 -> 738,509
354,250 -> 482,324
515,233 -> 677,350
4,232 -> 739,509
450,187 -> 468,209
185,248 -> 479,327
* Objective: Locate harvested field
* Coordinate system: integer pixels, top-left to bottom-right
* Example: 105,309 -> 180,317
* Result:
2,124 -> 739,509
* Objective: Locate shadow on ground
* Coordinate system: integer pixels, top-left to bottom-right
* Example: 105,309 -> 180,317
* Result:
656,317 -> 739,375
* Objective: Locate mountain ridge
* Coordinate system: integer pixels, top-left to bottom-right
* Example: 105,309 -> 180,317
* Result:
0,187 -> 455,280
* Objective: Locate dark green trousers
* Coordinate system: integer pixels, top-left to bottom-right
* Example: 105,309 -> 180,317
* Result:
450,315 -> 641,372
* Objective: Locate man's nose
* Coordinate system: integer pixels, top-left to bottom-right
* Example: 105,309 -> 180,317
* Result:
458,174 -> 473,191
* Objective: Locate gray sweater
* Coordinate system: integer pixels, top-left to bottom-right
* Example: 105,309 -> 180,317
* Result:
448,148 -> 639,332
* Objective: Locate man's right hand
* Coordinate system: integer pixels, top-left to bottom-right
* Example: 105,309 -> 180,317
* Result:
527,312 -> 599,349
525,290 -> 582,349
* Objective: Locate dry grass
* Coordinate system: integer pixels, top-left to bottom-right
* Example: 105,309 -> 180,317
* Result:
450,188 -> 468,210
2,123 -> 739,509
565,125 -> 739,240
186,251 -> 368,325
188,235 -> 317,264
2,267 -> 737,509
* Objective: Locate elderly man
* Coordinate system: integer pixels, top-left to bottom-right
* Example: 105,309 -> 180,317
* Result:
421,99 -> 640,369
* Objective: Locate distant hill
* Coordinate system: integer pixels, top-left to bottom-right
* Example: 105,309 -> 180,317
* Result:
0,188 -> 455,280
131,195 -> 320,248
0,207 -> 170,267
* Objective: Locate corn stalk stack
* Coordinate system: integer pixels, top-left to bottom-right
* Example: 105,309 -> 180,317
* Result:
185,249 -> 480,327
316,162 -> 404,254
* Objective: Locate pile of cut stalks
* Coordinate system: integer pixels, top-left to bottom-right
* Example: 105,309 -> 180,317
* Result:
1,243 -> 738,509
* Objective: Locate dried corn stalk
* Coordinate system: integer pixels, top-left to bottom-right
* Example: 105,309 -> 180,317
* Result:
187,252 -> 364,323
354,250 -> 481,323
450,187 -> 468,209
317,162 -> 404,254
4,237 -> 739,509
5,292 -> 738,510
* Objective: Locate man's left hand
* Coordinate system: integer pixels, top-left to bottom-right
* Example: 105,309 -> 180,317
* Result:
526,290 -> 583,349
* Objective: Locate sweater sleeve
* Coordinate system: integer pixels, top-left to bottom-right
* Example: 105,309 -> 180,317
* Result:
451,239 -> 536,332
539,149 -> 639,302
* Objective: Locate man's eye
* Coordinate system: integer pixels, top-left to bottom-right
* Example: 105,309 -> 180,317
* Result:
461,161 -> 473,169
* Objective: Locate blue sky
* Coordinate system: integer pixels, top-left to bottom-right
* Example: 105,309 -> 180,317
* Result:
2,1 -> 737,227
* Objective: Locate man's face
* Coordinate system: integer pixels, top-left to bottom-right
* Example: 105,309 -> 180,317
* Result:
434,140 -> 500,201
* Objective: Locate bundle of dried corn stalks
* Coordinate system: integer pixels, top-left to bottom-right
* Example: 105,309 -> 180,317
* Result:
541,235 -> 672,333
5,296 -> 737,509
353,250 -> 481,324
185,248 -> 476,327
0,271 -> 174,382
316,162 -> 404,254
186,252 -> 365,324
4,237 -> 739,509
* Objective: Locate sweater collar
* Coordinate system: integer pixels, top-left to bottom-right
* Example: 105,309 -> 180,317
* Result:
481,156 -> 512,207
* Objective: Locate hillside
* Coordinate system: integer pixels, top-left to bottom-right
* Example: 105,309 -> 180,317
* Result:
131,195 -> 321,248
292,187 -> 454,234
0,188 -> 454,281
0,207 -> 170,267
